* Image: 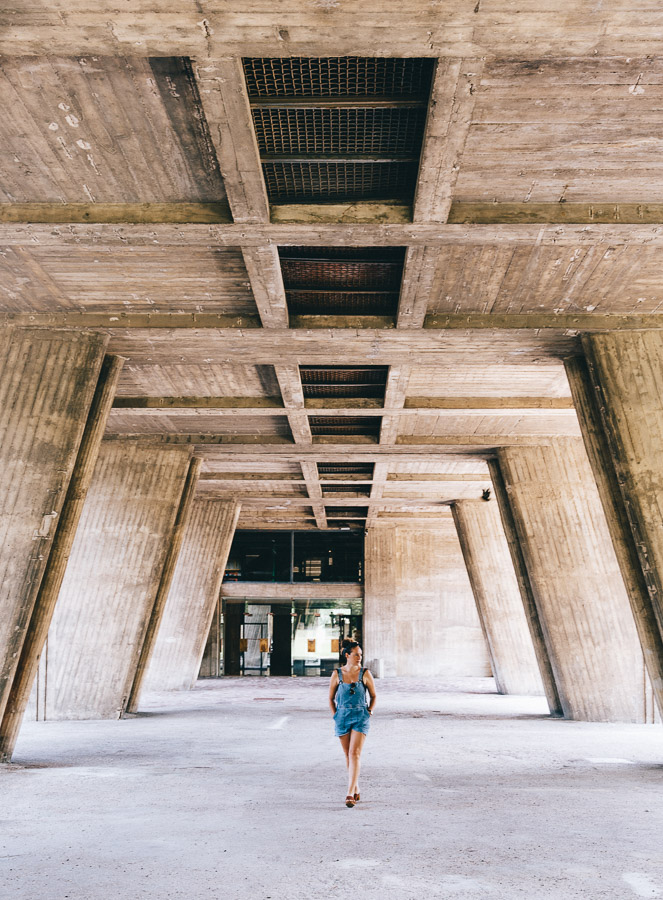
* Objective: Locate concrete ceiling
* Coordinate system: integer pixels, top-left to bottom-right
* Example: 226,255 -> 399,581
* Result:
2,3 -> 663,529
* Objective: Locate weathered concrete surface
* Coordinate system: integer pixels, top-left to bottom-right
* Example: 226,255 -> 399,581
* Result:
5,678 -> 663,900
364,519 -> 491,677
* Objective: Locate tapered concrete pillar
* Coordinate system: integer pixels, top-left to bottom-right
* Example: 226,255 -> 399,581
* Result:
199,599 -> 222,678
125,456 -> 203,713
487,460 -> 562,715
451,500 -> 544,696
497,439 -> 649,722
364,519 -> 491,677
565,353 -> 663,716
34,441 -> 192,720
579,332 -> 663,695
0,355 -> 124,761
140,499 -> 240,695
0,328 -> 108,725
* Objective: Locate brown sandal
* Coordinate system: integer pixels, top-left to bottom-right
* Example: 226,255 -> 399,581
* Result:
353,792 -> 360,802
345,795 -> 356,808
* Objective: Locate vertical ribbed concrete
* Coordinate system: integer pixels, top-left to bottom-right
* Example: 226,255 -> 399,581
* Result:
498,439 -> 648,722
364,519 -> 491,678
0,327 -> 107,723
0,355 -> 124,761
142,499 -> 240,694
452,500 -> 544,696
581,332 -> 663,695
125,457 -> 203,713
38,441 -> 191,719
566,353 -> 663,718
199,600 -> 221,678
487,459 -> 562,715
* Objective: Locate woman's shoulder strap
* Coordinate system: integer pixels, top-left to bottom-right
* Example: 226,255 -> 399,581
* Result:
338,668 -> 344,683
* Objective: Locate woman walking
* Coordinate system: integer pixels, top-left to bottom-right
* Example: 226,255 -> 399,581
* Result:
329,639 -> 377,807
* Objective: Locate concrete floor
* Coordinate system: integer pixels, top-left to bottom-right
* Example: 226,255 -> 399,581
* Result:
2,677 -> 663,900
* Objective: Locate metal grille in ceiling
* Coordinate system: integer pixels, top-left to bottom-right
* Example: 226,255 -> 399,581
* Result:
243,57 -> 434,97
244,57 -> 434,203
301,366 -> 388,399
309,416 -> 381,437
322,484 -> 371,495
280,246 -> 405,316
318,463 -> 375,478
262,161 -> 416,203
252,107 -> 426,156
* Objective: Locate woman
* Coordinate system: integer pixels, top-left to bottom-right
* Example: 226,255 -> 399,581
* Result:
329,639 -> 377,808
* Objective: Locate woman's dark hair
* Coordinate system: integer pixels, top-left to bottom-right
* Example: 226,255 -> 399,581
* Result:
340,639 -> 359,663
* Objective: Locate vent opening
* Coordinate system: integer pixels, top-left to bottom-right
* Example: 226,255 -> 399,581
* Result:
301,366 -> 388,400
244,58 -> 433,204
309,416 -> 381,437
280,246 -> 405,317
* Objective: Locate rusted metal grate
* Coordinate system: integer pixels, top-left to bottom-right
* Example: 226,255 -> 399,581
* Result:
243,57 -> 434,98
280,246 -> 405,316
318,463 -> 374,477
287,290 -> 399,316
252,107 -> 426,156
244,58 -> 433,203
309,416 -> 381,436
281,256 -> 403,290
301,366 -> 388,399
262,160 -> 416,203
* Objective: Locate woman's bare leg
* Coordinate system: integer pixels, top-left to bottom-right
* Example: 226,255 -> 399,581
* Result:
347,730 -> 366,796
339,732 -> 351,772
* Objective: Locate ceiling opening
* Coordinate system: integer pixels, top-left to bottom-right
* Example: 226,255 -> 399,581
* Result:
243,57 -> 434,204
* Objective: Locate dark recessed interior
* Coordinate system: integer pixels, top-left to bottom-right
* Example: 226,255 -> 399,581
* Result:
318,463 -> 375,479
300,366 -> 388,399
280,246 -> 405,317
309,416 -> 381,437
244,57 -> 434,203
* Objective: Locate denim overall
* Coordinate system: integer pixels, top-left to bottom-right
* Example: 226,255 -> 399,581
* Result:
333,667 -> 371,737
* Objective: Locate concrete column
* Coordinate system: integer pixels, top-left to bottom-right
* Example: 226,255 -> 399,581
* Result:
497,439 -> 649,722
0,355 -> 124,761
35,441 -> 192,720
199,599 -> 221,678
579,332 -> 663,689
565,353 -> 663,716
141,499 -> 240,694
487,459 -> 562,715
0,327 -> 108,725
125,457 -> 203,713
364,519 -> 491,678
451,499 -> 544,696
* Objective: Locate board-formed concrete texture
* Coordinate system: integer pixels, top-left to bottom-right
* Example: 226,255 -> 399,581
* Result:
5,4 -> 663,897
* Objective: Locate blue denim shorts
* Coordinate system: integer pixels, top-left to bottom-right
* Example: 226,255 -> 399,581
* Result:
334,706 -> 371,737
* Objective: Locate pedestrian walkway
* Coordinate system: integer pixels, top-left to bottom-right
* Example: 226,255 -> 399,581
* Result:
2,677 -> 662,899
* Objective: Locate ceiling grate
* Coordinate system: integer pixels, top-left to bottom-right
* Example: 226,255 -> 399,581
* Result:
252,107 -> 426,156
262,160 -> 416,203
318,463 -> 375,478
244,57 -> 433,203
243,57 -> 434,98
280,246 -> 405,317
301,365 -> 388,399
309,416 -> 381,436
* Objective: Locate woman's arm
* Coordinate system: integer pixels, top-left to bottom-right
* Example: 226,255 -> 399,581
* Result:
329,669 -> 339,714
363,669 -> 377,714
